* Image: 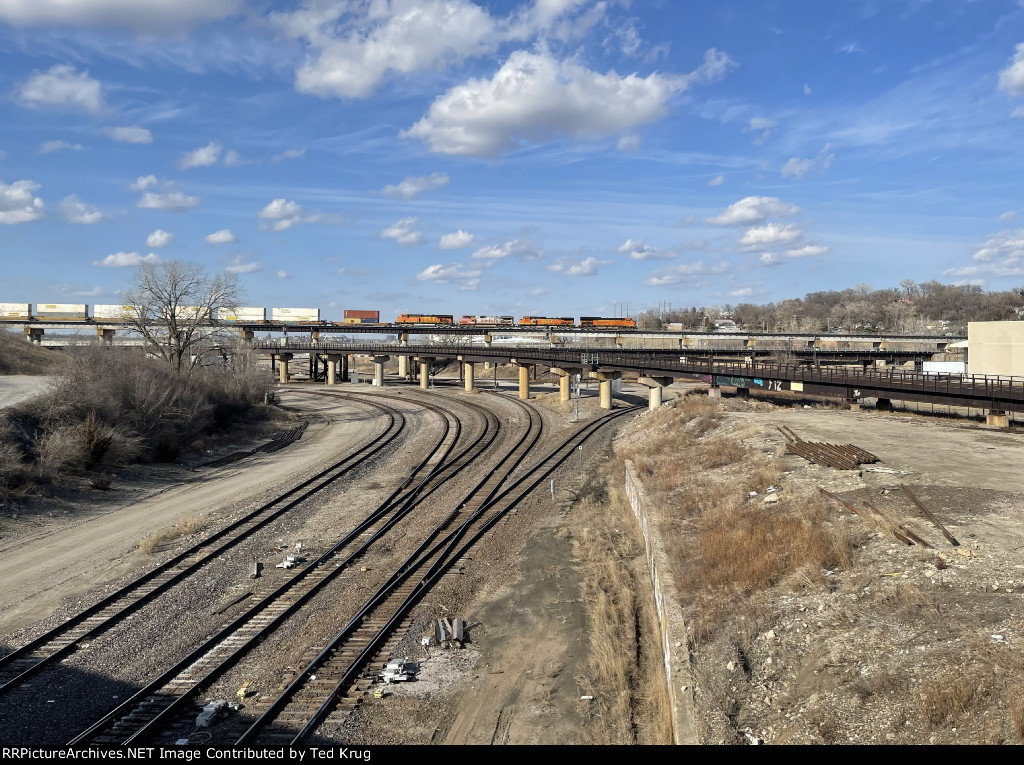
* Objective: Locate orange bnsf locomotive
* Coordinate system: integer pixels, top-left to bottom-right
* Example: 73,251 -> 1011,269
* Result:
518,316 -> 575,327
579,316 -> 637,328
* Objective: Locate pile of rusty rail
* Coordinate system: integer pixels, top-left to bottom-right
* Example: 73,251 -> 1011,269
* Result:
778,425 -> 879,470
818,485 -> 960,548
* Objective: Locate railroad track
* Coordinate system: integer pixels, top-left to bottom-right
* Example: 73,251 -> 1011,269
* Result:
232,399 -> 639,746
63,389 -> 504,745
0,395 -> 410,699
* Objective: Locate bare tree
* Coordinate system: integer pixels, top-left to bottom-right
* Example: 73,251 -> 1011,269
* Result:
122,260 -> 242,374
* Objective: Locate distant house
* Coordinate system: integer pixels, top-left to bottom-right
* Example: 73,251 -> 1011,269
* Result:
714,319 -> 742,333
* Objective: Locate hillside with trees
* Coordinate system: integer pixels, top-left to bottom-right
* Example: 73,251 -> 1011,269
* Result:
638,281 -> 1024,333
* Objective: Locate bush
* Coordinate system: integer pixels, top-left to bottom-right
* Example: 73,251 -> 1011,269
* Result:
0,342 -> 272,498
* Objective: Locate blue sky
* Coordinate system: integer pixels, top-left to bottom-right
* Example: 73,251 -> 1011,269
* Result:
2,0 -> 1024,322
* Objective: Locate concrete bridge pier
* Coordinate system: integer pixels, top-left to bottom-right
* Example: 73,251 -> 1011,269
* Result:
551,367 -> 582,403
24,327 -> 43,344
373,355 -> 390,387
592,371 -> 622,410
463,361 -> 475,392
639,375 -> 674,410
325,354 -> 345,385
419,358 -> 434,390
238,329 -> 254,341
278,353 -> 293,384
708,386 -> 722,398
518,364 -> 531,399
96,328 -> 115,344
310,330 -> 320,345
398,354 -> 409,379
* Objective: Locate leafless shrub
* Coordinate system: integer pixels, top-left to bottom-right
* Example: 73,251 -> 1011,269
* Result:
138,515 -> 205,555
916,670 -> 991,728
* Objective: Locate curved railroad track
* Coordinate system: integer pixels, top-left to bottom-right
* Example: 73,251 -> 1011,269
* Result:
61,389 -> 505,745
0,394 -> 411,700
231,399 -> 639,746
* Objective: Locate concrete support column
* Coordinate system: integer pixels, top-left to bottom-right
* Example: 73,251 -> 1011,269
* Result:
311,330 -> 320,345
372,355 -> 390,387
639,375 -> 673,411
708,386 -> 722,398
279,353 -> 293,383
326,354 -> 344,385
398,354 -> 409,379
420,360 -> 431,390
96,328 -> 115,344
551,367 -> 582,403
592,371 -> 622,410
399,332 -> 409,346
239,329 -> 254,341
464,361 -> 475,392
24,327 -> 43,344
518,365 -> 530,400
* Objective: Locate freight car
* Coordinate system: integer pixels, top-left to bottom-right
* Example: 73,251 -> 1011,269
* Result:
34,303 -> 89,321
0,303 -> 32,320
272,307 -> 321,324
94,305 -> 140,322
396,313 -> 454,325
580,316 -> 637,328
519,316 -> 575,326
343,309 -> 380,324
217,307 -> 268,323
457,315 -> 515,326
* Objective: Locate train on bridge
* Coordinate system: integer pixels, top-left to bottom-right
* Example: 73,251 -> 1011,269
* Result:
1,303 -> 637,329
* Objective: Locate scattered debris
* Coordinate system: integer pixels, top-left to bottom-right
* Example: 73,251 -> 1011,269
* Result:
435,617 -> 466,649
380,657 -> 419,684
864,467 -> 910,475
779,425 -> 879,470
195,700 -> 229,728
237,682 -> 252,703
901,485 -> 960,547
276,554 -> 305,569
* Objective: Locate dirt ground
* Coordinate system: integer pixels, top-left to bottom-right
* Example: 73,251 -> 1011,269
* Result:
2,374 -> 1023,746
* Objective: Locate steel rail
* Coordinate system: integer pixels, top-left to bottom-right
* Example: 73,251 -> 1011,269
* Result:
0,396 -> 406,699
67,392 -> 501,745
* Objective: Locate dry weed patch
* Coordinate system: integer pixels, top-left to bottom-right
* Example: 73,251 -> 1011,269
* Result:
138,515 -> 205,555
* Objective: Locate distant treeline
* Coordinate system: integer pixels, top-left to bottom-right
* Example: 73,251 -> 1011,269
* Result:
638,280 -> 1024,333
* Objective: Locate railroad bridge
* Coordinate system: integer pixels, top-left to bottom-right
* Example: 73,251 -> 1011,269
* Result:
252,340 -> 1020,427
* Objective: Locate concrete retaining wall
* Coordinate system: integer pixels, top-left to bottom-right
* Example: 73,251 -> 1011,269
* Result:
624,460 -> 698,744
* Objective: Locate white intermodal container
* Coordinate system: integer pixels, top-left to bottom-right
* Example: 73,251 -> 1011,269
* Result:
34,303 -> 89,320
217,307 -> 267,322
94,304 -> 139,321
272,307 -> 320,323
0,303 -> 32,319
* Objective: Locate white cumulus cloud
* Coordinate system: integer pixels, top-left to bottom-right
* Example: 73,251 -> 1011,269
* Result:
439,229 -> 478,249
417,263 -> 482,291
206,228 -> 238,244
179,141 -> 222,170
381,172 -> 450,200
225,256 -> 261,274
39,140 -> 82,154
106,126 -> 152,144
785,244 -> 828,258
258,199 -> 321,231
138,190 -> 199,211
146,229 -> 173,247
130,175 -> 158,191
759,252 -> 781,266
402,47 -> 734,157
379,217 -> 424,245
282,0 -> 499,100
709,174 -> 724,186
0,180 -> 45,224
706,196 -> 801,226
60,195 -> 104,224
549,256 -> 609,276
92,251 -> 162,267
19,65 -> 104,113
470,238 -> 542,262
740,223 -> 803,246
999,42 -> 1024,97
277,270 -> 290,279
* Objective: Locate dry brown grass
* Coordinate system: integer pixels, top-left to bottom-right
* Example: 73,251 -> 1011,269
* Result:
916,669 -> 991,727
138,515 -> 205,554
1008,687 -> 1024,741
